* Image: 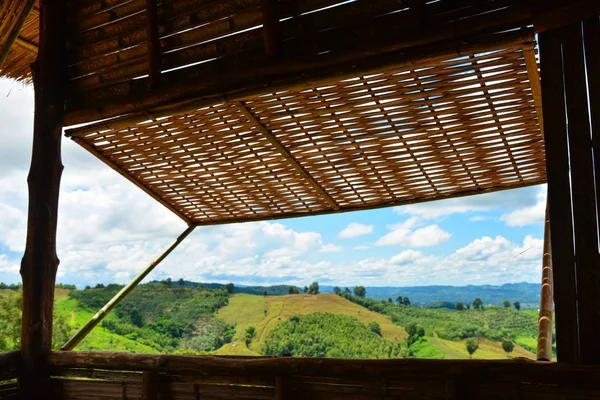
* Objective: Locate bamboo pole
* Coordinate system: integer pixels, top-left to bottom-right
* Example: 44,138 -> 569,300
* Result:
61,225 -> 196,351
0,0 -> 36,69
537,199 -> 553,361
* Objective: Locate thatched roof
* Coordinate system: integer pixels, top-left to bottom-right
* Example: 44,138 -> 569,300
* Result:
0,1 -> 38,82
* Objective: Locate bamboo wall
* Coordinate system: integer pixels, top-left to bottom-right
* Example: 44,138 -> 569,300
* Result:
29,352 -> 600,400
0,352 -> 19,399
63,0 -> 573,125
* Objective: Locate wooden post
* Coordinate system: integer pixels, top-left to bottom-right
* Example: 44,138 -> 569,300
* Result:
19,0 -> 67,398
538,27 -> 580,364
142,371 -> 159,400
145,0 -> 162,89
537,200 -> 553,361
261,0 -> 281,58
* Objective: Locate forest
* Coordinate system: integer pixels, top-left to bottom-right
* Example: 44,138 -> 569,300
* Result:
0,280 -> 546,359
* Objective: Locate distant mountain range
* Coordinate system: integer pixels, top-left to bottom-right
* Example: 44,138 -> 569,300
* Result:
171,281 -> 540,307
321,283 -> 540,306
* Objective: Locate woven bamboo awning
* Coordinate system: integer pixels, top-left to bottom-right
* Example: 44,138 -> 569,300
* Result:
67,37 -> 546,225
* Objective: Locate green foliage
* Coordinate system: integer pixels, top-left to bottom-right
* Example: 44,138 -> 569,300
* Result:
353,286 -> 366,298
288,286 -> 300,295
263,313 -> 401,359
308,282 -> 320,295
455,302 -> 464,311
70,283 -> 230,352
333,286 -> 341,295
245,326 -> 256,346
472,298 -> 483,310
368,321 -> 382,336
466,339 -> 479,358
0,282 -> 22,291
514,301 -> 521,311
502,339 -> 514,355
503,300 -> 511,308
403,297 -> 411,306
225,283 -> 234,294
55,283 -> 76,290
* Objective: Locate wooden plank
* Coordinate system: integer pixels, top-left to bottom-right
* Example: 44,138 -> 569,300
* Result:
261,0 -> 281,58
142,371 -> 158,400
538,28 -> 580,363
561,22 -> 600,365
145,0 -> 162,89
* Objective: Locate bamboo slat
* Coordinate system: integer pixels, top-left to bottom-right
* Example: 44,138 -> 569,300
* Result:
42,352 -> 600,400
66,41 -> 545,225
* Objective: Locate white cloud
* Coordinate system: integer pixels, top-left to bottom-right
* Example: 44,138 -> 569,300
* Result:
500,190 -> 546,227
353,245 -> 370,251
375,218 -> 451,248
337,223 -> 373,239
390,250 -> 426,265
395,185 -> 546,223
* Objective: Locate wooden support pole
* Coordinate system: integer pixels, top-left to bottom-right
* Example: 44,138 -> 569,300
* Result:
19,0 -> 67,398
145,0 -> 162,89
0,0 -> 36,69
261,0 -> 281,58
538,28 -> 580,364
537,199 -> 553,361
61,225 -> 195,351
142,371 -> 159,400
15,37 -> 38,54
235,101 -> 340,211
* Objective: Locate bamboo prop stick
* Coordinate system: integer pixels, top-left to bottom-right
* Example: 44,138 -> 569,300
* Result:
523,43 -> 545,138
537,198 -> 553,361
234,101 -> 340,211
61,225 -> 196,351
14,36 -> 37,54
0,0 -> 36,69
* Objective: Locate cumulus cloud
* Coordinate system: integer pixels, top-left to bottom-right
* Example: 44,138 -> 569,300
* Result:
395,185 -> 547,224
338,223 -> 373,239
500,190 -> 546,227
375,218 -> 451,248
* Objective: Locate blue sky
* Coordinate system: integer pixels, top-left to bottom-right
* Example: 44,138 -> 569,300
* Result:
0,78 -> 546,288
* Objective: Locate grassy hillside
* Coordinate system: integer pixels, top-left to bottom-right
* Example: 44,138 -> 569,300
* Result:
216,293 -> 408,355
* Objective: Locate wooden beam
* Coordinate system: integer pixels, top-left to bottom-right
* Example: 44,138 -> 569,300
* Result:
19,0 -> 67,397
145,0 -> 162,89
261,0 -> 281,58
537,199 -> 553,361
561,22 -> 600,365
142,371 -> 158,400
538,28 -> 580,364
61,225 -> 195,351
0,0 -> 36,69
234,101 -> 339,211
522,43 -> 544,137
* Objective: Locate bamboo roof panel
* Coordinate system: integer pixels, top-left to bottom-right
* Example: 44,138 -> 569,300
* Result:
68,43 -> 546,225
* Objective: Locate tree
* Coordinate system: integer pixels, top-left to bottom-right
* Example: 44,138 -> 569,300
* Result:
303,286 -> 309,294
388,297 -> 393,303
455,302 -> 464,311
403,297 -> 410,306
164,278 -> 172,288
95,283 -> 105,289
225,283 -> 234,294
502,340 -> 514,355
513,301 -> 521,311
245,326 -> 256,346
263,290 -> 268,297
308,281 -> 320,295
503,300 -> 510,308
466,304 -> 471,310
288,286 -> 299,294
396,296 -> 403,305
178,278 -> 185,287
472,298 -> 483,310
465,338 -> 479,358
353,286 -> 366,298
333,286 -> 341,295
368,321 -> 382,336
343,287 -> 351,295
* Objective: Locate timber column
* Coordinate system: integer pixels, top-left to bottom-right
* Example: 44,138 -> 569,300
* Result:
19,0 -> 67,398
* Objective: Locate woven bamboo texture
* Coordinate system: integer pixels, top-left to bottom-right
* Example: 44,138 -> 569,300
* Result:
41,352 -> 600,400
69,41 -> 546,225
0,0 -> 38,81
